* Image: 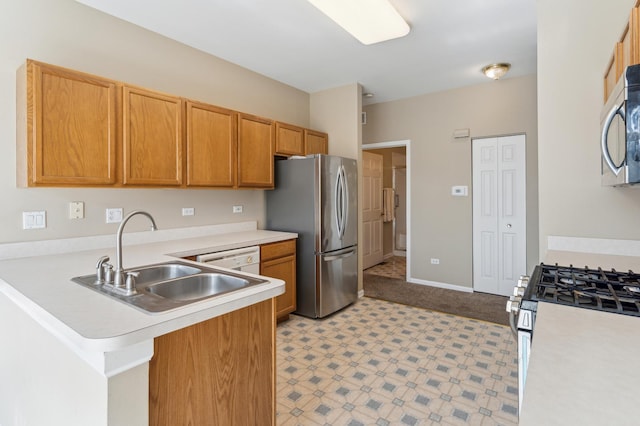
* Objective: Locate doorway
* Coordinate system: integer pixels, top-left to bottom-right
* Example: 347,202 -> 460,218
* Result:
361,140 -> 410,281
472,134 -> 527,296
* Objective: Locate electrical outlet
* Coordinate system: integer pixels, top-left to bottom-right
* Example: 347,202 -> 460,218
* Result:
182,207 -> 195,216
233,205 -> 243,213
23,211 -> 46,230
430,258 -> 440,265
106,208 -> 123,224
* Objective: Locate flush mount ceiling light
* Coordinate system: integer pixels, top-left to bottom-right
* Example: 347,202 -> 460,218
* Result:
363,92 -> 374,98
482,63 -> 511,80
308,0 -> 410,45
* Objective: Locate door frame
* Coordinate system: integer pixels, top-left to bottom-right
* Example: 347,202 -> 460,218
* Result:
361,140 -> 411,280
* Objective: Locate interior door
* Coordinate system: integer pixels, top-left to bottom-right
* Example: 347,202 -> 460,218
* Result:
362,151 -> 384,269
472,135 -> 527,296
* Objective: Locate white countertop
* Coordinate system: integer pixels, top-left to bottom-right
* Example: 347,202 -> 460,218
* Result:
519,302 -> 640,426
519,249 -> 640,425
0,227 -> 296,375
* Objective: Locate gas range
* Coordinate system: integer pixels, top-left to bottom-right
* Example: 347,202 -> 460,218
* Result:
522,263 -> 640,316
506,262 -> 640,412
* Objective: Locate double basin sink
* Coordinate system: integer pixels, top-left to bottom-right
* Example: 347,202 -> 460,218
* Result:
72,261 -> 268,314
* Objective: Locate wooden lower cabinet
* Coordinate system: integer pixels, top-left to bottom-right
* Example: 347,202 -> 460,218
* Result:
261,239 -> 296,321
149,299 -> 275,426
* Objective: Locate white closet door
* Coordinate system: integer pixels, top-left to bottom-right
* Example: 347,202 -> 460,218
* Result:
473,135 -> 526,296
362,151 -> 384,269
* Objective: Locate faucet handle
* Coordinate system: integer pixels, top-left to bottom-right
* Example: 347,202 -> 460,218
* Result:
124,271 -> 140,295
94,255 -> 110,285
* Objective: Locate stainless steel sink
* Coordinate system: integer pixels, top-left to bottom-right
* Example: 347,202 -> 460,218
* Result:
71,261 -> 269,314
146,273 -> 250,301
129,263 -> 202,285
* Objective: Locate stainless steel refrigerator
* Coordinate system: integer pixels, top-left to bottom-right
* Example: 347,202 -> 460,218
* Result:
266,154 -> 358,318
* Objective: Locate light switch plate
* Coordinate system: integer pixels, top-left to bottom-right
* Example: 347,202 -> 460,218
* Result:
23,211 -> 46,229
233,205 -> 243,213
106,208 -> 123,223
182,207 -> 195,216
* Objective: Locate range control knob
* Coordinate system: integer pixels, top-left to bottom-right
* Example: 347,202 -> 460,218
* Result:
513,286 -> 525,297
505,295 -> 522,314
517,275 -> 530,287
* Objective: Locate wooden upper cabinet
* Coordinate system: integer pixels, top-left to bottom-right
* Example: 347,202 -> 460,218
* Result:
305,129 -> 329,155
237,113 -> 274,188
275,122 -> 304,156
123,85 -> 183,186
604,7 -> 640,103
26,60 -> 118,186
186,101 -> 237,187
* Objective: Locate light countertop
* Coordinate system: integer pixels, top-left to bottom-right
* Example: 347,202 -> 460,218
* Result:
519,249 -> 640,425
519,302 -> 640,426
0,228 -> 296,375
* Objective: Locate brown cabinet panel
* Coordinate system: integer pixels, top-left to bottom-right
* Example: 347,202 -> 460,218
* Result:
123,86 -> 183,186
186,101 -> 237,187
261,239 -> 296,320
149,299 -> 275,425
26,60 -> 118,185
275,122 -> 305,156
237,113 -> 274,188
305,129 -> 329,155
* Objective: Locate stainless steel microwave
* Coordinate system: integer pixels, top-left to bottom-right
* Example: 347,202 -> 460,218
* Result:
601,64 -> 640,186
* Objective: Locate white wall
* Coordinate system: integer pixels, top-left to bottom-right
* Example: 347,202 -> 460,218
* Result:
0,0 -> 310,244
363,75 -> 538,289
537,0 -> 639,257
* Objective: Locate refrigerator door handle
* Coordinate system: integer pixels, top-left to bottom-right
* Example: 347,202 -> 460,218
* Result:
340,165 -> 348,239
323,247 -> 357,261
335,167 -> 344,237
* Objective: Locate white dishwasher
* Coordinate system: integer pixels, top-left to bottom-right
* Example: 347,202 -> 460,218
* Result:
196,246 -> 260,274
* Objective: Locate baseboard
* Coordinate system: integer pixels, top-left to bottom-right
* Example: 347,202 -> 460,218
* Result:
358,289 -> 365,298
407,276 -> 473,293
383,253 -> 394,260
393,250 -> 407,257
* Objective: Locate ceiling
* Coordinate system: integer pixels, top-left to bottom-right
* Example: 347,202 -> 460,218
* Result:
75,0 -> 537,105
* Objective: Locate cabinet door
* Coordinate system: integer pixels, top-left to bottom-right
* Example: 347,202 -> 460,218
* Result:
305,129 -> 329,155
186,101 -> 237,187
27,60 -> 118,185
123,86 -> 183,185
261,239 -> 296,320
149,299 -> 275,425
275,122 -> 304,156
237,113 -> 274,188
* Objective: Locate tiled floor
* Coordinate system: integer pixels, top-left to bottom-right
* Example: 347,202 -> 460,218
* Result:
276,297 -> 518,426
365,257 -> 407,280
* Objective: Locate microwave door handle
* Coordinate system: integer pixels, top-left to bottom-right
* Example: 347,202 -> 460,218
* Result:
601,103 -> 625,176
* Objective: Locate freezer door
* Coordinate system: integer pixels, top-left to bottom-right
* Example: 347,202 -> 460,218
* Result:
316,246 -> 358,318
318,156 -> 358,252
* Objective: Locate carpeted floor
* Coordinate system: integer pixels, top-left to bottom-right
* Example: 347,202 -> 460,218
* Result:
363,272 -> 510,326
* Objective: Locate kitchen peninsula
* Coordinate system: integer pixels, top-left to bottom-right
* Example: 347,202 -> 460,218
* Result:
0,221 -> 295,425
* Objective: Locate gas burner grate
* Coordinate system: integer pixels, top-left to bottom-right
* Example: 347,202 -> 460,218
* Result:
528,263 -> 640,316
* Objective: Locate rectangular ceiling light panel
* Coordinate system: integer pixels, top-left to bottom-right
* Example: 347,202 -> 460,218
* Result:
308,0 -> 410,45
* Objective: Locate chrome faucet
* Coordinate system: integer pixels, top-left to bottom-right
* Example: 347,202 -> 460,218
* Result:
113,210 -> 158,290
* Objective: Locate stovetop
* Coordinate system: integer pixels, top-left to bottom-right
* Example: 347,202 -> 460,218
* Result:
526,263 -> 640,316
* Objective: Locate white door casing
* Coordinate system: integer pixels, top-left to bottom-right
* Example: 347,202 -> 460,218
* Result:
472,135 -> 526,296
362,151 -> 384,269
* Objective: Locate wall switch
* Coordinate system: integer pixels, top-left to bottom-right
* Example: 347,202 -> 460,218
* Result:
182,207 -> 195,216
23,211 -> 46,230
233,205 -> 243,213
430,258 -> 440,265
106,208 -> 123,224
69,201 -> 84,219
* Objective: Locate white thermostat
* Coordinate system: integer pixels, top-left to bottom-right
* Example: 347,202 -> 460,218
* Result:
451,186 -> 468,197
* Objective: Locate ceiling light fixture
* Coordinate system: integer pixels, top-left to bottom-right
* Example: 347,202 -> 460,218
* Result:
363,92 -> 374,98
482,63 -> 511,80
308,0 -> 410,45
